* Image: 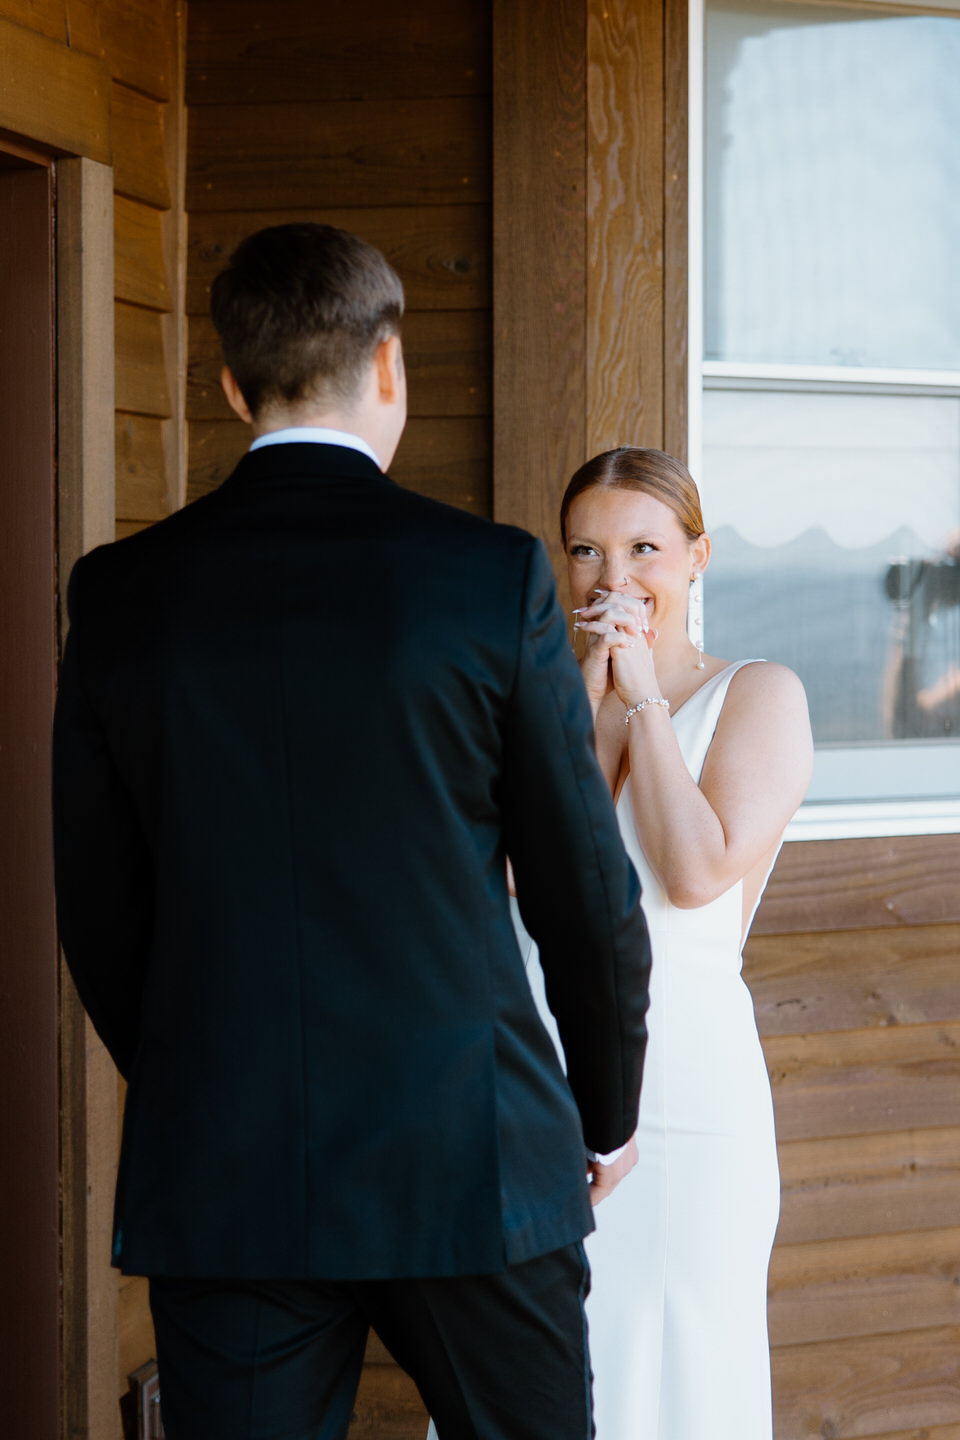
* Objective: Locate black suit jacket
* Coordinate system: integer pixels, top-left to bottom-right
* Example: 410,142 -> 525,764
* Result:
53,442 -> 651,1279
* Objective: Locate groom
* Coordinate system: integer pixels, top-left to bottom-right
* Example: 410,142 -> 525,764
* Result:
53,223 -> 651,1440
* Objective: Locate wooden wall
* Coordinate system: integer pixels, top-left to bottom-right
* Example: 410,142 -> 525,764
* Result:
185,0 -> 492,516
0,3 -> 185,1434
749,833 -> 960,1440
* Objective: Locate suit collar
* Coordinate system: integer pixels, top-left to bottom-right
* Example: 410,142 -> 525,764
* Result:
223,442 -> 390,490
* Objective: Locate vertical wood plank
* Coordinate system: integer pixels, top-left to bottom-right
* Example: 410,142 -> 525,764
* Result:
663,0 -> 688,462
492,0 -> 586,570
585,0 -> 664,455
56,154 -> 120,1440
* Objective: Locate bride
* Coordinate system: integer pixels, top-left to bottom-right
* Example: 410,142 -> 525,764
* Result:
427,445 -> 812,1438
565,446 -> 811,1437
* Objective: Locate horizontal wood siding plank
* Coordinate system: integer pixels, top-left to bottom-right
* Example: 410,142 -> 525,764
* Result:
187,0 -> 489,105
0,15 -> 110,162
118,1274 -> 154,1384
746,923 -> 960,1037
187,418 -> 247,501
766,1023 -> 960,1143
63,0 -> 101,57
98,0 -> 170,99
403,311 -> 492,416
187,98 -> 491,213
187,417 -> 491,517
115,520 -> 152,541
771,1325 -> 960,1438
753,835 -> 960,937
348,1360 -> 427,1439
1,0 -> 65,43
115,413 -> 171,520
114,195 -> 171,309
393,417 -> 491,514
778,1127 -> 960,1245
187,311 -> 490,421
111,82 -> 170,209
115,302 -> 171,418
769,1227 -> 960,1347
187,205 -> 491,316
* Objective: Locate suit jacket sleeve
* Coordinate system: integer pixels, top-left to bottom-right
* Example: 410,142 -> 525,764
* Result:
52,557 -> 154,1079
501,539 -> 651,1155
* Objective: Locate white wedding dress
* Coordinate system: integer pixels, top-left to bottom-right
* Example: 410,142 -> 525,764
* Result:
427,660 -> 781,1440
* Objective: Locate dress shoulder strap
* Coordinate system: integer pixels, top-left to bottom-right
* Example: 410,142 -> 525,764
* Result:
673,659 -> 765,782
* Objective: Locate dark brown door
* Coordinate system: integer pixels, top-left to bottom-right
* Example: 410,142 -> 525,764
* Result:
0,154 -> 60,1438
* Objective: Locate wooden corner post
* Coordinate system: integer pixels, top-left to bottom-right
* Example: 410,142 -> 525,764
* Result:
57,154 -> 120,1440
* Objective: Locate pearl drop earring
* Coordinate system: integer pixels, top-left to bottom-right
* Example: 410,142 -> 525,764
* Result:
687,573 -> 705,669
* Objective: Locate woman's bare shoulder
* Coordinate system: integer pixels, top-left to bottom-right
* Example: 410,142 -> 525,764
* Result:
724,659 -> 809,714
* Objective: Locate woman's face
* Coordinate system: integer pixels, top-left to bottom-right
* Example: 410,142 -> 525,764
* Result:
564,486 -> 709,638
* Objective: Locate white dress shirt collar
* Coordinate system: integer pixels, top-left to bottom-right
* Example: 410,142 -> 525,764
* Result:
249,426 -> 382,470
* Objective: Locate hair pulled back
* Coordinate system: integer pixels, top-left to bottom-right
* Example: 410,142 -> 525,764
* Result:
560,447 -> 705,545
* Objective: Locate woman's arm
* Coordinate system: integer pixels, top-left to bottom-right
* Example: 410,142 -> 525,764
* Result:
618,659 -> 813,908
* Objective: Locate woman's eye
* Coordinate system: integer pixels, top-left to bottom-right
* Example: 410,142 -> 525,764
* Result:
569,544 -> 598,558
632,542 -> 655,555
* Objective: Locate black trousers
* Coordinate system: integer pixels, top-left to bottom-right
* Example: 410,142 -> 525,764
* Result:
149,1242 -> 593,1440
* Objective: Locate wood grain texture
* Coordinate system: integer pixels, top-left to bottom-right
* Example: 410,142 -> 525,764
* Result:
766,1022 -> 960,1143
115,194 -> 171,309
663,0 -> 688,461
187,205 -> 491,316
188,0 -> 489,105
492,0 -> 587,569
753,834 -> 960,936
64,0 -> 102,58
187,417 -> 491,517
118,1275 -> 154,1384
98,0 -> 170,99
187,98 -> 491,213
187,311 -> 490,421
115,519 -> 153,540
348,1361 -> 427,1439
186,417 -> 248,500
0,14 -> 110,162
115,413 -> 171,520
0,0 -> 65,42
769,1227 -> 960,1346
771,1325 -> 960,1438
56,161 -> 118,1440
586,0 -> 664,453
746,923 -> 960,1037
111,81 -> 170,209
115,302 -> 171,417
778,1127 -> 960,1245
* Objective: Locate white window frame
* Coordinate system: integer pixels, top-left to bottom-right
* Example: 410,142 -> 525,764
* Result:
688,0 -> 960,840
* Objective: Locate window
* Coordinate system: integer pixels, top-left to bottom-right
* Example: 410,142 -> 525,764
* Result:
692,0 -> 960,836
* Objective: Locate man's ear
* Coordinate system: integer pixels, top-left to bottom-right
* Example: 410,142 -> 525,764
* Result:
374,335 -> 404,405
220,366 -> 254,425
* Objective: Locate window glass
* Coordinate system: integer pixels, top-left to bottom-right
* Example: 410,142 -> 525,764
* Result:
705,1 -> 960,369
701,0 -> 960,804
703,388 -> 960,745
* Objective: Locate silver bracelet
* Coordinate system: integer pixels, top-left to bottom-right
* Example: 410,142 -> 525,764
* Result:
624,697 -> 670,724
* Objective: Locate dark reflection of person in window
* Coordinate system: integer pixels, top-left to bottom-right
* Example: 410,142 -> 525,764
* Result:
883,531 -> 960,738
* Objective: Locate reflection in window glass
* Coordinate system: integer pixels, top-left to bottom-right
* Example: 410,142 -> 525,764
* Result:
705,2 -> 960,369
703,389 -> 960,744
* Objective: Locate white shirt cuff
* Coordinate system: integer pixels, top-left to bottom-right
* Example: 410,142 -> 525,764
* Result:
586,1142 -> 629,1166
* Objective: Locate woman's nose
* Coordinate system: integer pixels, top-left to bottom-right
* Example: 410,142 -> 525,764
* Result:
600,564 -> 628,591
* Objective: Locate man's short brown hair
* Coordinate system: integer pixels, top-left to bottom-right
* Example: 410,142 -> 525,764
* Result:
210,223 -> 405,418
